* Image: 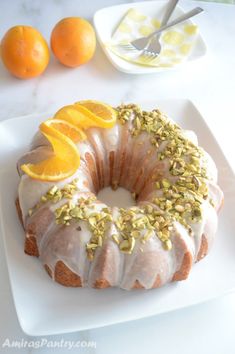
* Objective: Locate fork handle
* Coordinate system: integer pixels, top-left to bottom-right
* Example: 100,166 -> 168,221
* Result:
146,7 -> 204,39
161,0 -> 179,27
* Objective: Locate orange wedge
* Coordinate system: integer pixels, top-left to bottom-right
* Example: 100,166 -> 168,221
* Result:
75,100 -> 117,128
45,118 -> 86,143
21,121 -> 80,181
54,105 -> 95,129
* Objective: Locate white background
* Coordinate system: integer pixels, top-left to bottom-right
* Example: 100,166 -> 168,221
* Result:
0,0 -> 235,353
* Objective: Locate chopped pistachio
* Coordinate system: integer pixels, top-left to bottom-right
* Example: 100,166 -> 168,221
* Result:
131,230 -> 141,238
161,179 -> 171,188
175,205 -> 185,213
112,234 -> 120,245
37,104 -> 214,259
28,179 -> 79,217
86,243 -> 99,249
164,239 -> 172,250
119,239 -> 131,253
155,181 -> 161,189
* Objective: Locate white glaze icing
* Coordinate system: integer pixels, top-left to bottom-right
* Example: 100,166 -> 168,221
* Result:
17,114 -> 223,290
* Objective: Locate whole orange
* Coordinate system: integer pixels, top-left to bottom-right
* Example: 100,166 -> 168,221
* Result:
1,25 -> 50,79
50,17 -> 96,68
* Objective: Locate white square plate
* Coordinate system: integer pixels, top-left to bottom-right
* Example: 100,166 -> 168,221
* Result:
93,1 -> 207,74
0,99 -> 234,336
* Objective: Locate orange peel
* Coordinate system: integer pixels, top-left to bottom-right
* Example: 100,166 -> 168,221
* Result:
21,100 -> 116,181
75,100 -> 117,128
45,118 -> 86,143
21,121 -> 80,181
54,105 -> 95,129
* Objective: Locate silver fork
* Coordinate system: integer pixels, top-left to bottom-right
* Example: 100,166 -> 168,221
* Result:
117,7 -> 203,52
140,0 -> 179,62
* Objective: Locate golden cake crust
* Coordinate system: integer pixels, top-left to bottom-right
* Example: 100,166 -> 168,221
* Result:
16,197 -> 39,257
172,251 -> 192,282
132,274 -> 162,289
45,262 -> 82,287
94,279 -> 110,289
17,196 -> 210,288
196,234 -> 208,262
16,198 -> 208,289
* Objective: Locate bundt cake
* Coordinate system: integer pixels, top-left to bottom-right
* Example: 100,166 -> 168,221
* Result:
16,103 -> 223,290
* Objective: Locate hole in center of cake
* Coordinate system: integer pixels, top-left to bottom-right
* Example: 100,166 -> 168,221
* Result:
97,187 -> 136,208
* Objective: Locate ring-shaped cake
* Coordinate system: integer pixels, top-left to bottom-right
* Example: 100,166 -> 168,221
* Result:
16,104 -> 223,290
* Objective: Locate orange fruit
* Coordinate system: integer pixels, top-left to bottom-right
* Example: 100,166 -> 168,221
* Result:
55,101 -> 117,129
75,100 -> 117,128
21,100 -> 116,181
21,121 -> 80,181
54,105 -> 97,129
1,25 -> 50,79
46,118 -> 86,143
50,17 -> 96,67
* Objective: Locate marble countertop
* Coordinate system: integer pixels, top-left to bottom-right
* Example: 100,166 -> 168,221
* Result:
0,0 -> 235,353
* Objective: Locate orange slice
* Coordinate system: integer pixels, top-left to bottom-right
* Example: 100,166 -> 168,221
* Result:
46,118 -> 86,143
54,105 -> 95,129
21,100 -> 116,182
75,100 -> 117,128
21,121 -> 80,181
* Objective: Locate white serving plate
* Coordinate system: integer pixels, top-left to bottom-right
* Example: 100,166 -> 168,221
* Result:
0,99 -> 234,337
93,1 -> 207,74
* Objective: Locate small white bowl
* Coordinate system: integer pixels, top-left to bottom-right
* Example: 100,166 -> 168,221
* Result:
93,0 -> 207,74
